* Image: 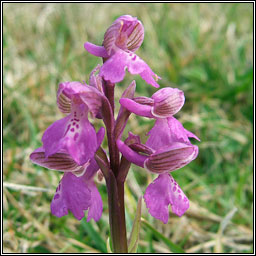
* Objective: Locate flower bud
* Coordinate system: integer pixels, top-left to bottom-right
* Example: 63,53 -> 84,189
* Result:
89,65 -> 104,94
124,132 -> 154,155
103,15 -> 144,55
151,88 -> 185,118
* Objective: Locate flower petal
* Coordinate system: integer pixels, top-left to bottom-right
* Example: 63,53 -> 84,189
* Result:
51,172 -> 91,220
42,104 -> 98,165
65,107 -> 98,165
144,143 -> 198,174
89,65 -> 104,94
146,118 -> 200,150
146,118 -> 174,150
86,181 -> 103,222
57,84 -> 71,114
124,132 -> 154,155
96,127 -> 105,148
100,50 -> 160,88
144,173 -> 189,224
83,158 -> 99,181
58,81 -> 103,118
167,117 -> 200,143
103,15 -> 144,54
151,88 -> 185,118
30,147 -> 82,172
144,173 -> 171,223
168,174 -> 190,217
42,115 -> 71,158
184,129 -> 200,142
119,98 -> 153,118
116,139 -> 147,167
84,42 -> 109,58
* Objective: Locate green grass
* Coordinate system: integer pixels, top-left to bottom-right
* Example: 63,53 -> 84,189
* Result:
3,3 -> 253,253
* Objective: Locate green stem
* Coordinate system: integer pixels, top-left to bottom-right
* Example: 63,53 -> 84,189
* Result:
103,79 -> 119,176
106,171 -> 128,253
117,180 -> 128,251
101,78 -> 127,252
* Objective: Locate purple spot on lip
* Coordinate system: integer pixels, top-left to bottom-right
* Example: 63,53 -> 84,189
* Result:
76,125 -> 79,129
74,132 -> 79,141
73,122 -> 76,125
184,197 -> 188,202
178,195 -> 182,200
178,189 -> 181,193
132,55 -> 136,61
173,186 -> 176,192
70,128 -> 75,132
54,194 -> 60,200
74,118 -> 80,121
64,124 -> 71,136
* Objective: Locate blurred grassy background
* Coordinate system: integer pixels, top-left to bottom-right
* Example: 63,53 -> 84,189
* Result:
3,3 -> 253,253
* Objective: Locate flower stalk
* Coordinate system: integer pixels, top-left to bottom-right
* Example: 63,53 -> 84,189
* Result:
105,170 -> 128,252
102,78 -> 128,252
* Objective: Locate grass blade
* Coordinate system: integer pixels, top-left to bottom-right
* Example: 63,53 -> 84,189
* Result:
128,196 -> 142,253
141,218 -> 185,253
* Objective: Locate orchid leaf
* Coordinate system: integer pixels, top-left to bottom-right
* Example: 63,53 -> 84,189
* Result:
128,196 -> 142,253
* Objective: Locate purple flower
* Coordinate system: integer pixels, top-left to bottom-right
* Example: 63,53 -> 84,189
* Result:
144,117 -> 199,173
116,118 -> 198,224
117,87 -> 199,223
117,118 -> 199,174
120,87 -> 185,118
84,15 -> 160,88
30,80 -> 106,221
30,127 -> 105,221
118,87 -> 199,174
43,81 -> 103,166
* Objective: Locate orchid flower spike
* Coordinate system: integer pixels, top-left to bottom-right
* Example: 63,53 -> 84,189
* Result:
84,15 -> 160,88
